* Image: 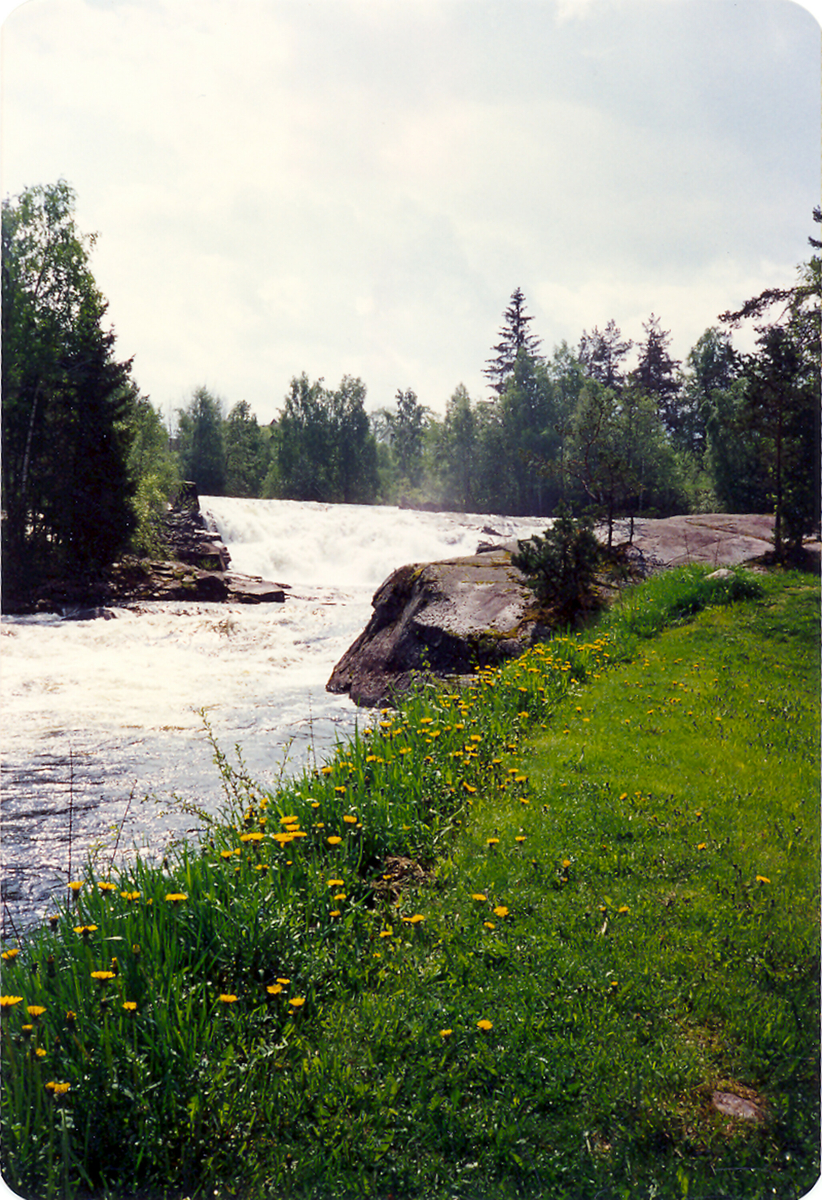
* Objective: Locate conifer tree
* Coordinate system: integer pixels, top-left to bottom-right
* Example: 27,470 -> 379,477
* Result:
483,287 -> 543,395
2,181 -> 135,597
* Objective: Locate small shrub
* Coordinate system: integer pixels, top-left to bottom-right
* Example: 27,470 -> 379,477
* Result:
512,506 -> 603,620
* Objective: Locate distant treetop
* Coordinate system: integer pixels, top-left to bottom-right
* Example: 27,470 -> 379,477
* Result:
483,287 -> 543,395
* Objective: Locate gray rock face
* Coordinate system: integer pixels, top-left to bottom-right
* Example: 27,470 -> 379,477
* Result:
327,512 -> 801,710
327,549 -> 549,708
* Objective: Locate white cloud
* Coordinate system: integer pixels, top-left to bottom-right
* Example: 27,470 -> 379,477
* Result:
1,0 -> 819,420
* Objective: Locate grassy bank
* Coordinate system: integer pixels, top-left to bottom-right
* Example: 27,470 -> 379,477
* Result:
1,567 -> 819,1200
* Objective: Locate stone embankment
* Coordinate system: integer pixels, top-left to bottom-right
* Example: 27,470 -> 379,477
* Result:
12,485 -> 288,614
326,513 -> 796,708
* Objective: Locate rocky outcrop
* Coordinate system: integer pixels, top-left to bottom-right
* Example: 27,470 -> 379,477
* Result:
10,485 -> 289,614
327,549 -> 549,707
326,512 -> 803,709
163,486 -> 233,572
613,513 -> 779,571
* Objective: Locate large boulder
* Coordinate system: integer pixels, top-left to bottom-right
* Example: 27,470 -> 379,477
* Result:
326,549 -> 549,708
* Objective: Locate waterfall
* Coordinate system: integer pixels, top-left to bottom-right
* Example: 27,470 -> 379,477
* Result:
199,496 -> 546,588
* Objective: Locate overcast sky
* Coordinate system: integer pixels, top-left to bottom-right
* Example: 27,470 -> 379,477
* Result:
1,0 -> 819,424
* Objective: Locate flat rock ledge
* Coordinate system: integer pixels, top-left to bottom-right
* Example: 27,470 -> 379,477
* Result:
327,512 -> 804,709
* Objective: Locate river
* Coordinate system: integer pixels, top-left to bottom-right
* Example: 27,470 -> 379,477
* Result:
0,498 -> 547,935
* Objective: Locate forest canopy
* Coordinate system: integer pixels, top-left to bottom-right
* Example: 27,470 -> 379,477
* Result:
3,183 -> 819,604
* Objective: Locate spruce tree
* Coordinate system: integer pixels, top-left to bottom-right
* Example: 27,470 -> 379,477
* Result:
483,287 -> 542,395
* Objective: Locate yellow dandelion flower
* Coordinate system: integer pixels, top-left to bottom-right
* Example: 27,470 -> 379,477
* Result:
343,815 -> 357,824
477,1019 -> 493,1031
219,994 -> 238,1004
45,1081 -> 70,1095
756,875 -> 771,884
120,891 -> 141,901
73,925 -> 98,937
91,971 -> 115,982
404,914 -> 425,925
266,984 -> 283,996
327,836 -> 342,846
276,977 -> 290,986
483,921 -> 496,931
327,879 -> 344,888
0,996 -> 23,1009
515,836 -> 526,844
379,929 -> 393,938
35,1047 -> 47,1058
27,1005 -> 46,1018
471,893 -> 487,903
98,882 -> 116,893
493,906 -> 509,918
487,837 -> 500,848
697,843 -> 707,851
288,997 -> 306,1009
440,1028 -> 453,1038
164,893 -> 187,904
329,910 -> 341,917
1,949 -> 20,962
617,905 -> 630,915
122,1001 -> 138,1013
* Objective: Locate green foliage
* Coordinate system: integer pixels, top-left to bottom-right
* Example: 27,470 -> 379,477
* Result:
390,387 -> 428,488
438,383 -> 477,510
224,399 -> 269,496
176,386 -> 226,495
629,313 -> 681,437
125,391 -> 181,556
483,286 -> 542,396
719,221 -> 821,559
276,373 -> 379,504
1,571 -> 817,1199
600,564 -> 766,642
1,181 -> 136,596
512,507 -> 603,619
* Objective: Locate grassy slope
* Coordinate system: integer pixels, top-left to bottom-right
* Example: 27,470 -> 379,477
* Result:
313,576 -> 819,1200
1,570 -> 818,1200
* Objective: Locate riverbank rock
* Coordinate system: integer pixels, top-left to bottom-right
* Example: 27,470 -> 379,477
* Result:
327,512 -> 806,708
6,485 -> 289,614
327,549 -> 550,707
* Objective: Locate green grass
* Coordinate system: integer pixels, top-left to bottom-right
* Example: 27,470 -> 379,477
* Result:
1,566 -> 818,1200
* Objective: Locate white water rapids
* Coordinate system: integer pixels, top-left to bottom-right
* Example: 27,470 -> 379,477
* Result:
1,499 -> 548,933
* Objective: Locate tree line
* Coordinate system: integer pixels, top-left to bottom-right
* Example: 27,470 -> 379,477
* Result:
2,182 -> 818,603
